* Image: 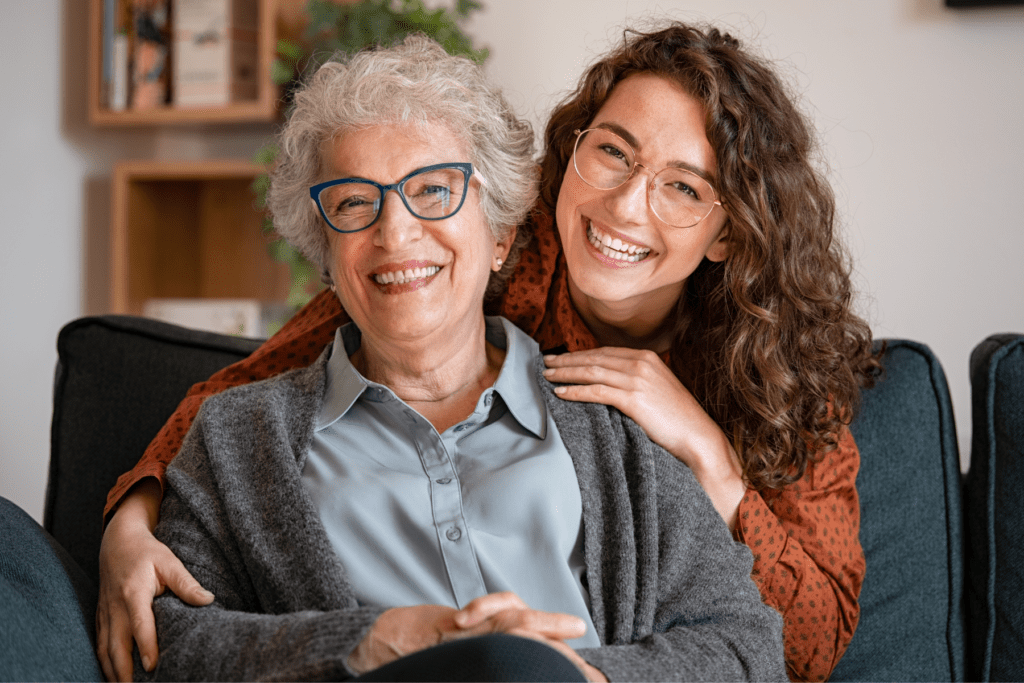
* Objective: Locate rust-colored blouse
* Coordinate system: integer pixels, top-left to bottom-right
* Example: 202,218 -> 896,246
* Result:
105,207 -> 863,682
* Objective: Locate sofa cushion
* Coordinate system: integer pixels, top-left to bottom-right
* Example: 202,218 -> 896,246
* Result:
830,340 -> 965,682
0,496 -> 102,681
965,333 -> 1024,682
47,315 -> 262,586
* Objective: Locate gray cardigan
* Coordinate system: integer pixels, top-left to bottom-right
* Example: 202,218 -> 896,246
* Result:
143,348 -> 785,682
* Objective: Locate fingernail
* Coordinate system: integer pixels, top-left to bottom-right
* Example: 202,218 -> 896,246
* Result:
142,656 -> 153,672
554,386 -> 566,395
543,354 -> 556,363
200,589 -> 215,599
542,368 -> 554,376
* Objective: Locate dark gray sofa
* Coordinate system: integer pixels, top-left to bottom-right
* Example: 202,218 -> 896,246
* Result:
1,315 -> 1021,681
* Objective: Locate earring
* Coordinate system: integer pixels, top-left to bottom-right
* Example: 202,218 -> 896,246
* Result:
495,258 -> 503,267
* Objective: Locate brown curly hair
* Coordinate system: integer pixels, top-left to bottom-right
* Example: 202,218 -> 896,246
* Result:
541,22 -> 881,490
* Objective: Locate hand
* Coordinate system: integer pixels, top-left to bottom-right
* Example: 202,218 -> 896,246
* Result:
96,479 -> 214,682
349,593 -> 605,681
454,592 -> 606,682
543,348 -> 746,529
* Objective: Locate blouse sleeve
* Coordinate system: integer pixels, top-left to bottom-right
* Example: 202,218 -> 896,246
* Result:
102,289 -> 346,521
732,426 -> 865,682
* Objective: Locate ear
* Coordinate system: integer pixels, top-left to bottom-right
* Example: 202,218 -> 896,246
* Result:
493,225 -> 517,271
705,223 -> 731,263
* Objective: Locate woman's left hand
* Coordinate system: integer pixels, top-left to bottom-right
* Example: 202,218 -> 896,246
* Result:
542,348 -> 746,528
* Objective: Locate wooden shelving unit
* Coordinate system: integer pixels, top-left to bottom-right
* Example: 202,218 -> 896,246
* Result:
88,0 -> 309,126
111,160 -> 292,315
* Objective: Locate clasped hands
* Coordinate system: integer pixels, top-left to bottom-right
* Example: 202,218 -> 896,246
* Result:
348,591 -> 606,682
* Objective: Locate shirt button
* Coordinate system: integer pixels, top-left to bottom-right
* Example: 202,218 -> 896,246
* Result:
484,394 -> 493,406
435,478 -> 452,485
446,527 -> 462,541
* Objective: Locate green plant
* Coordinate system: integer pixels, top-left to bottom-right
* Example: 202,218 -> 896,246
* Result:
253,0 -> 488,313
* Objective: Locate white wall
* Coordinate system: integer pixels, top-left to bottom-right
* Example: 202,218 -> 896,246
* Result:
2,0 -> 1022,522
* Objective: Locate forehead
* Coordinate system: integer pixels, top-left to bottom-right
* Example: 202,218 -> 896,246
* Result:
591,73 -> 716,176
320,121 -> 471,180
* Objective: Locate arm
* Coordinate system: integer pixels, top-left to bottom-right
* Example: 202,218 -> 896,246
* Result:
97,479 -> 213,682
144,478 -> 384,681
96,289 -> 345,681
102,288 -> 346,521
733,429 -> 864,682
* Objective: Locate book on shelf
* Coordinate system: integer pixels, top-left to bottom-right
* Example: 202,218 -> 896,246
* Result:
106,0 -> 133,110
172,0 -> 259,107
131,0 -> 172,109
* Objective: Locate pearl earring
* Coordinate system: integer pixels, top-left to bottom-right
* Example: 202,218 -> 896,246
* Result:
495,258 -> 503,268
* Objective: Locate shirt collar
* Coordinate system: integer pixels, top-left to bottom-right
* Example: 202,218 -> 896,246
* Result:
317,317 -> 547,439
486,316 -> 547,439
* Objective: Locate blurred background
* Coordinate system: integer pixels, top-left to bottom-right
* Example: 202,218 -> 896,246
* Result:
2,0 -> 1022,522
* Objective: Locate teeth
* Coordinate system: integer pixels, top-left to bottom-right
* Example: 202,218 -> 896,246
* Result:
587,222 -> 650,263
373,265 -> 440,285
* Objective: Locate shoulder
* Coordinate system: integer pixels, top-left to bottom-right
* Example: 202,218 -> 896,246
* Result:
201,345 -> 331,421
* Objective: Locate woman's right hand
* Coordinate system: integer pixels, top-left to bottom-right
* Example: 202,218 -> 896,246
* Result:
96,479 -> 214,682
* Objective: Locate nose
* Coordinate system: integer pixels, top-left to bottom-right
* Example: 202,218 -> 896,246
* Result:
603,165 -> 651,226
372,189 -> 423,251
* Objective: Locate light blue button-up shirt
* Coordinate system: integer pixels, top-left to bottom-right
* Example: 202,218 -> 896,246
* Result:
302,317 -> 599,648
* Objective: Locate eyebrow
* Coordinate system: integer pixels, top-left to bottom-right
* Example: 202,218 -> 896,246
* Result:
593,121 -> 718,186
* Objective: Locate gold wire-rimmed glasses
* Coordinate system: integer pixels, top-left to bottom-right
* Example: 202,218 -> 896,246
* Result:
572,128 -> 722,228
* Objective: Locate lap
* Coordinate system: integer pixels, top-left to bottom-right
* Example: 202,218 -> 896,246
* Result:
353,633 -> 587,682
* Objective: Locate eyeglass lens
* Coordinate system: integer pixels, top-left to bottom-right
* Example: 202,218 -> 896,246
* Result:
317,166 -> 469,233
574,128 -> 717,228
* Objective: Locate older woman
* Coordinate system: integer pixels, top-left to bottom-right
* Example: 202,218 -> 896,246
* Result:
135,36 -> 783,682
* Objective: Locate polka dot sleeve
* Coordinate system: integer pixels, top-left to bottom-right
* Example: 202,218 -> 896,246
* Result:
102,288 -> 347,521
734,426 -> 865,682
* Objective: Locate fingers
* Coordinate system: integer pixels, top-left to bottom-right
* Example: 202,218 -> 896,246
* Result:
126,585 -> 159,675
453,591 -> 528,628
543,349 -> 667,392
95,601 -> 114,681
159,554 -> 215,606
455,592 -> 586,643
107,602 -> 137,683
543,347 -> 662,370
491,608 -> 587,642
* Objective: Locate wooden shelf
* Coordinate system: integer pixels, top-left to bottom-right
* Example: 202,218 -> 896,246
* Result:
111,159 -> 292,314
88,0 -> 308,127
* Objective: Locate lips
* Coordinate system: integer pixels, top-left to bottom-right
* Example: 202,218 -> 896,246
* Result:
586,221 -> 651,263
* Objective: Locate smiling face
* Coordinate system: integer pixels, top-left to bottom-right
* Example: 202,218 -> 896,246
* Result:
555,73 -> 730,329
320,122 -> 511,350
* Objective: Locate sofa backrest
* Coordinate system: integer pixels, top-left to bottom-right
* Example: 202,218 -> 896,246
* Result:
830,340 -> 965,682
48,318 -> 970,680
964,333 -> 1024,682
47,315 -> 262,586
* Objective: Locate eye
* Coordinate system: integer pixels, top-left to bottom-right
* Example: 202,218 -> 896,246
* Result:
665,179 -> 700,200
416,184 -> 451,198
335,194 -> 375,212
598,143 -> 630,164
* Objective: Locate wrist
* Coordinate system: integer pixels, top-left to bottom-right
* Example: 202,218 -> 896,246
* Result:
116,478 -> 163,533
687,432 -> 747,530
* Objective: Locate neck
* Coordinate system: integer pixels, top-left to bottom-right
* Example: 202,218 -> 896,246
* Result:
567,278 -> 681,353
350,320 -> 505,432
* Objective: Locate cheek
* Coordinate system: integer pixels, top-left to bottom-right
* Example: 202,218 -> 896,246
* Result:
555,173 -> 585,241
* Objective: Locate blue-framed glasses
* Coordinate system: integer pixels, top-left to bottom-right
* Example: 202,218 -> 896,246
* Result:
309,162 -> 485,234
